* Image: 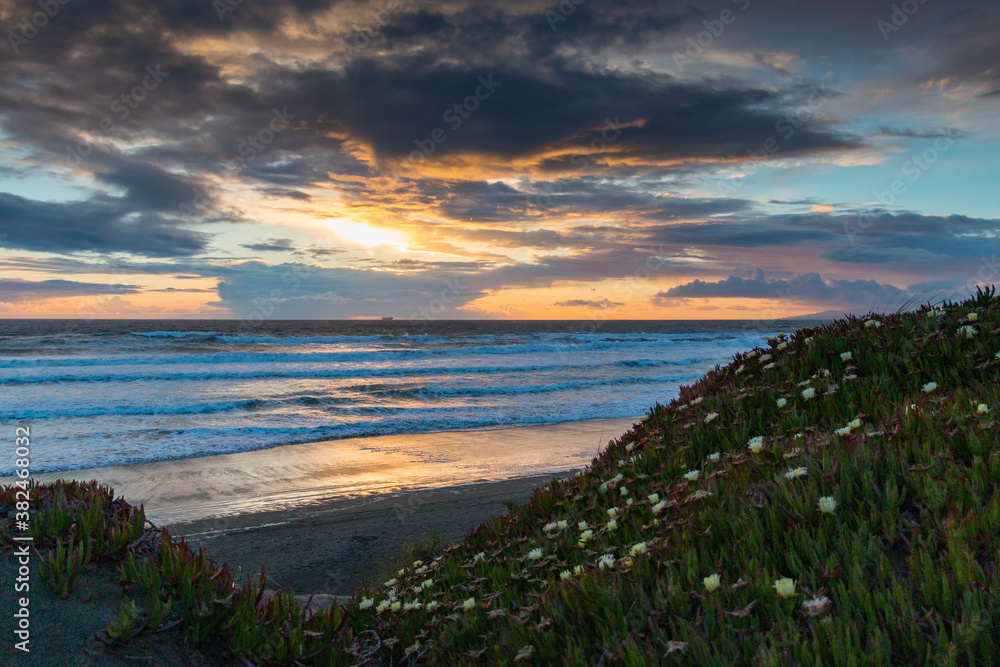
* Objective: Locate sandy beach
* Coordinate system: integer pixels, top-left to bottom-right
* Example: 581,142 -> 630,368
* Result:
7,417 -> 639,594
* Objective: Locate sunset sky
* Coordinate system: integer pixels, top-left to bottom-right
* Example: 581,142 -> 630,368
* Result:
0,0 -> 997,319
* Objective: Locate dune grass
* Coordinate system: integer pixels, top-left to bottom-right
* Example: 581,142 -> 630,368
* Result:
2,288 -> 998,665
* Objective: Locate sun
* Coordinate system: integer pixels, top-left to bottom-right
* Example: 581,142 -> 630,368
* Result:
329,221 -> 408,249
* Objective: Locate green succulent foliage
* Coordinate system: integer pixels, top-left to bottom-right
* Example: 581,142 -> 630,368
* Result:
3,291 -> 999,665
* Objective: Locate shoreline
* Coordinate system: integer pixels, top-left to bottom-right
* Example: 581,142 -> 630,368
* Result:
168,472 -> 573,594
4,417 -> 640,525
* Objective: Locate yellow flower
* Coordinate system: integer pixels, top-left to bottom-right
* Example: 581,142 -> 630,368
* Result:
777,341 -> 789,350
977,403 -> 989,414
384,578 -> 397,587
578,521 -> 588,531
818,496 -> 837,514
705,412 -> 719,422
773,578 -> 796,597
747,436 -> 764,453
620,485 -> 629,496
968,312 -> 979,321
784,467 -> 807,480
573,564 -> 584,575
629,542 -> 648,556
606,507 -> 617,517
647,493 -> 660,503
390,600 -> 402,612
463,597 -> 476,610
703,574 -> 721,592
559,570 -> 571,580
579,529 -> 594,544
557,520 -> 568,530
421,578 -> 434,589
376,600 -> 391,613
651,500 -> 667,514
405,641 -> 421,656
864,319 -> 881,328
606,518 -> 617,530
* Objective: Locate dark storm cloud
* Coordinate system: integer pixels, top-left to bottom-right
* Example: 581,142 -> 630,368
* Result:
0,193 -> 208,257
0,277 -> 141,301
655,269 -> 906,306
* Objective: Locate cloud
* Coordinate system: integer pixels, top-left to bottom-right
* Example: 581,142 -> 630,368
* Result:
240,238 -> 298,252
553,298 -> 625,309
0,278 -> 142,302
0,193 -> 208,257
655,268 -> 907,308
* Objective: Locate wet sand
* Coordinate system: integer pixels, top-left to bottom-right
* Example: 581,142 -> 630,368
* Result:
168,473 -> 572,594
10,417 -> 637,525
4,417 -> 640,594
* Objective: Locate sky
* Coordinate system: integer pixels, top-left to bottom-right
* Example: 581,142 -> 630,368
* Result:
0,0 -> 997,320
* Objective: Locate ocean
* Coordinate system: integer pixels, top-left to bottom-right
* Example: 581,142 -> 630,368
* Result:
0,319 -> 806,476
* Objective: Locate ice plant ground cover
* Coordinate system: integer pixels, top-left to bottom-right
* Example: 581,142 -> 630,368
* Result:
1,288 -> 999,665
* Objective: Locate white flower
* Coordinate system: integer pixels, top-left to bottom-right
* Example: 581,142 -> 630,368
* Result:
784,467 -> 807,480
691,396 -> 704,405
573,564 -> 584,575
626,498 -> 633,506
403,600 -> 421,611
390,600 -> 402,612
606,518 -> 617,530
759,354 -> 772,362
647,493 -> 660,504
376,600 -> 391,612
557,520 -> 568,530
804,337 -> 814,344
598,554 -> 616,570
543,522 -> 558,532
995,351 -> 1000,360
957,325 -> 977,339
747,349 -> 759,358
864,319 -> 881,328
776,397 -> 787,408
606,507 -> 617,518
840,351 -> 852,361
620,486 -> 630,497
625,442 -> 635,451
412,560 -> 423,568
579,529 -> 594,543
747,436 -> 764,453
802,595 -> 832,617
683,470 -> 699,482
801,387 -> 816,400
777,341 -> 789,350
763,363 -> 777,370
848,418 -> 862,430
426,600 -> 440,611
527,548 -> 543,560
578,521 -> 588,531
705,412 -> 719,422
629,542 -> 647,556
773,578 -> 796,597
384,578 -> 397,587
968,312 -> 979,321
736,364 -> 746,374
794,432 -> 804,439
703,574 -> 721,592
473,552 -> 485,562
834,426 -> 851,436
421,578 -> 434,589
977,403 -> 989,414
358,597 -> 374,610
922,381 -> 938,393
651,500 -> 667,514
707,452 -> 720,462
463,597 -> 476,610
559,570 -> 571,580
618,459 -> 625,467
818,496 -> 837,514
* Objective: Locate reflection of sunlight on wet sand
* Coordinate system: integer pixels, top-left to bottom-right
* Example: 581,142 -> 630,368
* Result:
20,417 -> 639,525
